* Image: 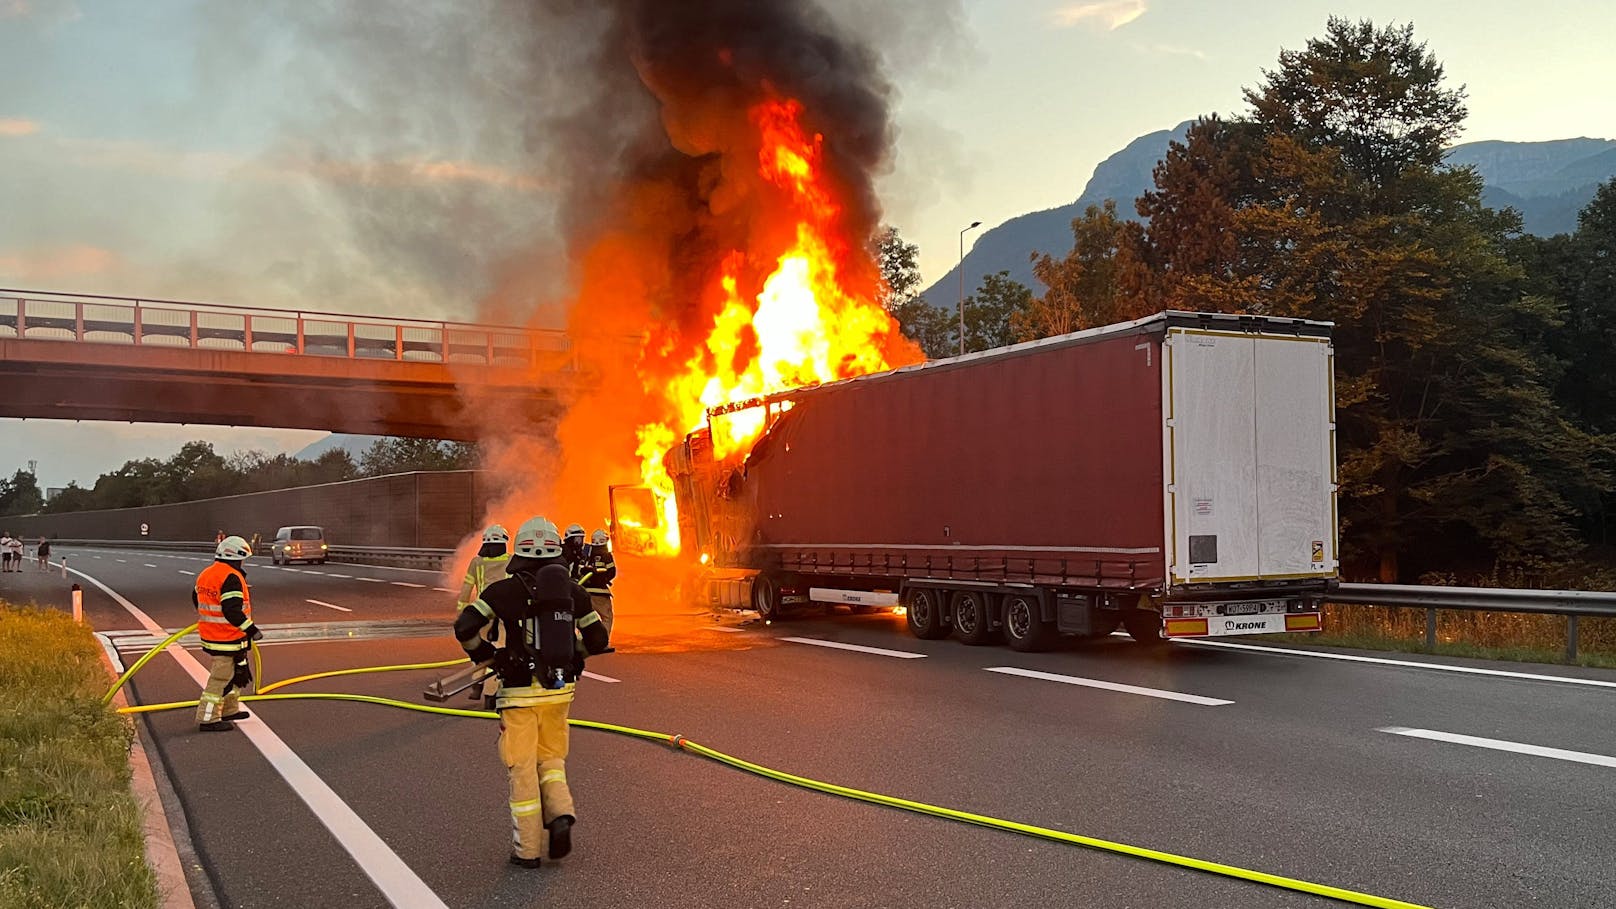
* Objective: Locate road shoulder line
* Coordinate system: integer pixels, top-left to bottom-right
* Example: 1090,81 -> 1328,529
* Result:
66,565 -> 450,909
1182,639 -> 1616,689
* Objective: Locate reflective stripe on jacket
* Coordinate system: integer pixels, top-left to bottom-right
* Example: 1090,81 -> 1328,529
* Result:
195,561 -> 253,650
458,553 -> 511,608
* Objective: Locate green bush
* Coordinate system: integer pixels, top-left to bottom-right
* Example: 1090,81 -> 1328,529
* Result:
0,605 -> 158,909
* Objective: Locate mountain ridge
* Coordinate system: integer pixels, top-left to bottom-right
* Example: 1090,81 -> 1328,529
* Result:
924,130 -> 1616,306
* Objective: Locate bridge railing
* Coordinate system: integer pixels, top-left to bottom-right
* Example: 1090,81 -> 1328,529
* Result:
0,288 -> 574,369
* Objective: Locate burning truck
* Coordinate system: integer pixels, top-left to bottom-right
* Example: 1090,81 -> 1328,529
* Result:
612,310 -> 1338,651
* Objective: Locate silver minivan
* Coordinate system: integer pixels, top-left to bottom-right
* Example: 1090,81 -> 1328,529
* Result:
272,525 -> 328,565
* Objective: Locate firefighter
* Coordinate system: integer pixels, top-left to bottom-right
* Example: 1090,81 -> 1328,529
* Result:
580,529 -> 617,635
457,524 -> 512,613
561,523 -> 588,580
193,535 -> 262,732
453,516 -> 610,868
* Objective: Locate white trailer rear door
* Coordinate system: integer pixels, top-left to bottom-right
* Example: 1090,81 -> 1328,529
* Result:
1166,329 -> 1336,584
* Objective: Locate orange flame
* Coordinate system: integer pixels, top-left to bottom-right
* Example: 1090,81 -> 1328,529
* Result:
632,97 -> 917,554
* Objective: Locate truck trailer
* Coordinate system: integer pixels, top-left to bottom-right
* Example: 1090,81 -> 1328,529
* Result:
614,310 -> 1339,650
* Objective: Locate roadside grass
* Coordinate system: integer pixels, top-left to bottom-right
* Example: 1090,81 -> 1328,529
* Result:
0,603 -> 157,909
1246,603 -> 1616,669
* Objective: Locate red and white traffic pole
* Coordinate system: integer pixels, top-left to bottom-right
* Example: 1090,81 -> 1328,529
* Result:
71,583 -> 83,623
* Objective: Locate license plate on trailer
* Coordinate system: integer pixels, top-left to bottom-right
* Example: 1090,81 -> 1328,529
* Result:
1164,612 -> 1321,637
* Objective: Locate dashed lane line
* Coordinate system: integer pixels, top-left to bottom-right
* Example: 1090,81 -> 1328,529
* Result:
357,577 -> 385,584
143,563 -> 158,568
62,564 -> 450,909
706,626 -> 748,634
582,671 -> 619,683
1380,726 -> 1616,769
326,574 -> 353,579
391,582 -> 426,589
307,599 -> 353,614
781,637 -> 927,659
432,587 -> 453,593
984,666 -> 1233,706
179,570 -> 195,576
1183,638 -> 1616,690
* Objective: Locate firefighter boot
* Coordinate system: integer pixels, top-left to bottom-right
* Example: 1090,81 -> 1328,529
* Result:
546,816 -> 573,859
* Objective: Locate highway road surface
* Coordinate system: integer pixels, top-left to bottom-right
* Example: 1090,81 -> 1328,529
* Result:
4,546 -> 1614,909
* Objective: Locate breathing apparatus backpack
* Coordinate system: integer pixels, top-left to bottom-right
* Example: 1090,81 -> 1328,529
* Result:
494,563 -> 579,690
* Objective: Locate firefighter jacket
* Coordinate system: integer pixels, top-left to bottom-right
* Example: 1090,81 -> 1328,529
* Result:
457,552 -> 511,610
194,561 -> 258,653
453,559 -> 610,709
561,539 -> 589,582
579,548 -> 616,595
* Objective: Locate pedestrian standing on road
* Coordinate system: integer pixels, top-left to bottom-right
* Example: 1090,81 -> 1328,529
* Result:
215,529 -> 225,545
37,537 -> 50,570
580,529 -> 617,635
11,535 -> 25,572
453,516 -> 610,868
193,535 -> 263,732
0,533 -> 14,572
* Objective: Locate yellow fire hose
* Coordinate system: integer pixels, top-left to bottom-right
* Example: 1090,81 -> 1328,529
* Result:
106,628 -> 1434,909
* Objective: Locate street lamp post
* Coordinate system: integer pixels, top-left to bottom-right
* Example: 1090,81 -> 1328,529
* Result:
958,221 -> 982,356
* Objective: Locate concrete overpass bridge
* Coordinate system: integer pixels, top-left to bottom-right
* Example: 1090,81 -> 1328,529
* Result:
0,289 -> 595,439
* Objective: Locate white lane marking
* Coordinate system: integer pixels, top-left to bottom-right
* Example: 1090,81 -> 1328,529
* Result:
707,626 -> 747,634
116,559 -> 127,563
1380,727 -> 1616,769
1183,639 -> 1616,690
582,671 -> 619,683
178,570 -> 195,576
357,577 -> 385,584
307,599 -> 353,614
390,582 -> 426,589
303,571 -> 327,576
781,637 -> 926,659
432,588 -> 454,593
63,565 -> 450,909
984,666 -> 1233,706
326,573 -> 353,579
143,563 -> 158,568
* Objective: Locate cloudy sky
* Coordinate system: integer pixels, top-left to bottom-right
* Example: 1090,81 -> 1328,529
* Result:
3,0 -> 1612,489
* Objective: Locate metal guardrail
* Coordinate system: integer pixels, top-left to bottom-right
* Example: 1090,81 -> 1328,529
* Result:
53,540 -> 454,571
0,288 -> 575,369
1331,583 -> 1616,660
38,542 -> 1616,658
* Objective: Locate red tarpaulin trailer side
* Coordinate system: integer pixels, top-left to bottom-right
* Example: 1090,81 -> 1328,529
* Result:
737,322 -> 1166,588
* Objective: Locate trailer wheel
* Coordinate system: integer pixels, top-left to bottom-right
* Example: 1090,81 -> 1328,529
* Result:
905,589 -> 948,639
1122,609 -> 1165,645
1003,593 -> 1057,652
752,574 -> 782,621
951,591 -> 999,646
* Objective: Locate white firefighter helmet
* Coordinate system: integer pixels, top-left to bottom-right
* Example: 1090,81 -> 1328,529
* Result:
216,535 -> 252,561
481,524 -> 510,545
513,516 -> 563,559
564,523 -> 585,541
590,529 -> 609,547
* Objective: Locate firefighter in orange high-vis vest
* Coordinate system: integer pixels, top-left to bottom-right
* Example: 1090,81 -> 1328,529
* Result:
193,535 -> 263,731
